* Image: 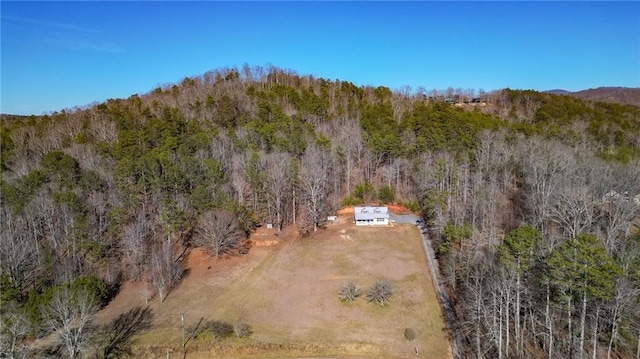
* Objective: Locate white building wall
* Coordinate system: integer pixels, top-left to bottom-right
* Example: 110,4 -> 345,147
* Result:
354,206 -> 389,226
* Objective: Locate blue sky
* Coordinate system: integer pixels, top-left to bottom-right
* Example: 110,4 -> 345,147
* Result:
1,1 -> 639,115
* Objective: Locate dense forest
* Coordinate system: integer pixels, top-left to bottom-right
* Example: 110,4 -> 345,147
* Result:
1,65 -> 639,358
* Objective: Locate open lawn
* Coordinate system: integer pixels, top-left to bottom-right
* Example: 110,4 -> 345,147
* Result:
97,215 -> 450,358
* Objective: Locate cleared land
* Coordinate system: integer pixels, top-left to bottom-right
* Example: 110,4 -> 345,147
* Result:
97,213 -> 450,358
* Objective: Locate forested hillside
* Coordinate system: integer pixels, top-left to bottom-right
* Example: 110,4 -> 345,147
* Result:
547,87 -> 640,108
1,65 -> 640,358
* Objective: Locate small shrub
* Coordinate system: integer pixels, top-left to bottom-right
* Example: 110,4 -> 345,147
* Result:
401,200 -> 420,213
367,280 -> 393,306
378,185 -> 396,203
338,282 -> 363,303
404,328 -> 416,341
341,195 -> 361,206
234,322 -> 252,338
354,181 -> 376,202
208,320 -> 233,338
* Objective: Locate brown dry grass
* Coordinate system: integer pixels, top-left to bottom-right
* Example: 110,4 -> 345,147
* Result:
97,211 -> 450,359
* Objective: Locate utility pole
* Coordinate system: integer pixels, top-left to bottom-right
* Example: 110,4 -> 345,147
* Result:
181,311 -> 185,349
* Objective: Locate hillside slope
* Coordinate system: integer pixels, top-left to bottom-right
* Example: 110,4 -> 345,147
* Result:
545,86 -> 640,107
1,65 -> 639,359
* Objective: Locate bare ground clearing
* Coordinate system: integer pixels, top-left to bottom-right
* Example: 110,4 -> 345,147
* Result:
97,210 -> 450,358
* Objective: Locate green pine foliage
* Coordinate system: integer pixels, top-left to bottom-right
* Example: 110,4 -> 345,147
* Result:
497,226 -> 543,273
438,222 -> 473,255
23,275 -> 106,326
354,181 -> 376,203
378,185 -> 396,203
0,170 -> 45,213
0,124 -> 15,170
546,234 -> 621,303
1,65 -> 639,357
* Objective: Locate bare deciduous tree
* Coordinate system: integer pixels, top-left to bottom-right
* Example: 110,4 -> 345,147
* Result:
549,185 -> 597,239
0,212 -> 38,295
44,289 -> 97,359
264,152 -> 290,232
338,282 -> 363,303
150,240 -> 183,303
194,210 -> 244,257
335,119 -> 363,195
519,138 -> 573,237
230,153 -> 249,205
0,305 -> 31,359
367,280 -> 394,306
121,212 -> 152,281
599,196 -> 639,253
299,145 -> 332,232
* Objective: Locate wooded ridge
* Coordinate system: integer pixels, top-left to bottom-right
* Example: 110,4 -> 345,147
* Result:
1,65 -> 639,358
546,87 -> 640,108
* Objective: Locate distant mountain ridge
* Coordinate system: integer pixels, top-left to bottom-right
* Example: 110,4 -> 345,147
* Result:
544,87 -> 640,107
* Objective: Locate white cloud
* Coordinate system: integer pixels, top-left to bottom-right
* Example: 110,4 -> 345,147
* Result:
2,14 -> 99,33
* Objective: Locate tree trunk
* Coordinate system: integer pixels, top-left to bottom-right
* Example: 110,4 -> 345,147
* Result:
475,305 -> 482,359
547,283 -> 553,359
253,192 -> 258,213
276,208 -> 281,233
607,318 -> 617,359
506,294 -> 510,358
607,291 -> 621,359
499,292 -> 503,359
292,188 -> 296,224
568,296 -> 574,359
515,269 -> 521,357
312,197 -> 318,232
528,303 -> 536,354
346,150 -> 351,194
580,292 -> 587,359
591,306 -> 599,359
636,328 -> 639,359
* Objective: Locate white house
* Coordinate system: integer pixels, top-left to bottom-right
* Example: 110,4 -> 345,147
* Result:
354,206 -> 389,226
602,190 -> 621,202
602,190 -> 640,205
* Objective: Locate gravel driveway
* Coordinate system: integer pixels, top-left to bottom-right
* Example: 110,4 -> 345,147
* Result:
389,212 -> 419,224
390,211 -> 463,359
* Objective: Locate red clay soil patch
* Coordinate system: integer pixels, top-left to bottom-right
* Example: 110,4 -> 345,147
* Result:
337,207 -> 354,216
189,224 -> 301,278
387,204 -> 414,215
251,224 -> 300,246
96,225 -> 301,326
95,281 -> 153,325
185,248 -> 248,280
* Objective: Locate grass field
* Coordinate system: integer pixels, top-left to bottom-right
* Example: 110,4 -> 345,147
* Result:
98,217 -> 450,358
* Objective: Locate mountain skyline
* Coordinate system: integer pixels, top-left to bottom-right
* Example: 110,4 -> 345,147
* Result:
2,1 -> 639,115
545,87 -> 640,108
